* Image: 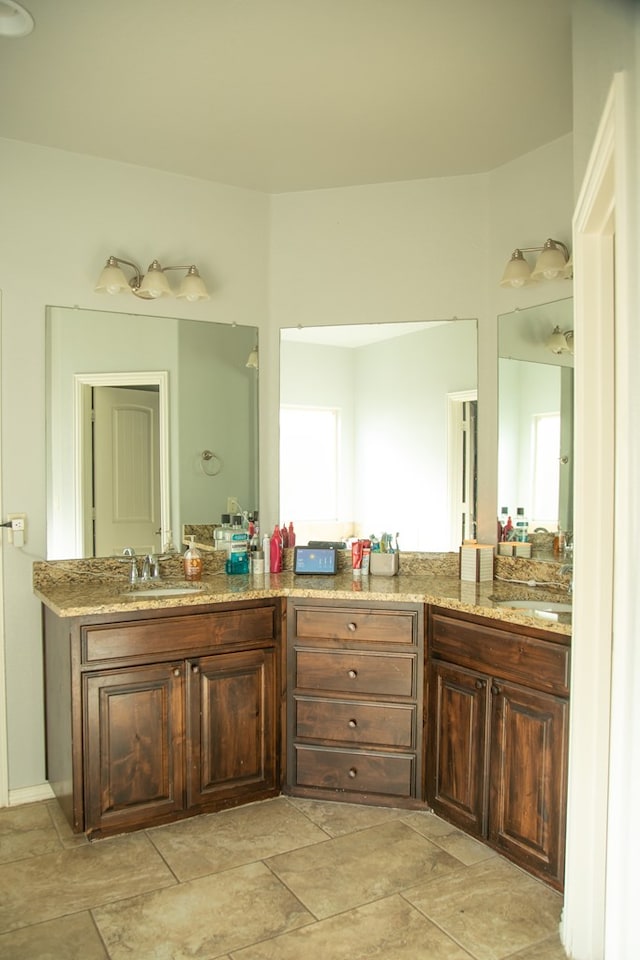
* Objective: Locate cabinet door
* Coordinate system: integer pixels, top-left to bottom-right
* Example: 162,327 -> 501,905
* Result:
489,680 -> 569,888
187,648 -> 277,808
426,660 -> 489,836
84,662 -> 185,835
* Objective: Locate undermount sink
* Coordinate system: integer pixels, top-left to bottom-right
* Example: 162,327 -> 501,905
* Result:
496,599 -> 572,618
122,583 -> 204,598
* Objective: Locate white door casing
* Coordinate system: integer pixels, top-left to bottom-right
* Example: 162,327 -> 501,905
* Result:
73,372 -> 170,558
92,386 -> 161,557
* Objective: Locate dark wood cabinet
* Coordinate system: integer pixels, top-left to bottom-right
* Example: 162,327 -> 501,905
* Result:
44,599 -> 281,838
287,598 -> 425,806
426,606 -> 570,890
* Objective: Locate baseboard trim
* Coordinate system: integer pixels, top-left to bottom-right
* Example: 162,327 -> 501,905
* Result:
8,782 -> 55,806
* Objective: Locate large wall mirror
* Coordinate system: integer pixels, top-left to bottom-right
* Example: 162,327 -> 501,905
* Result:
280,320 -> 477,551
46,306 -> 259,559
498,297 -> 573,541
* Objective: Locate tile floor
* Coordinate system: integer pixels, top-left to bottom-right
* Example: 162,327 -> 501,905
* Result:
0,795 -> 568,959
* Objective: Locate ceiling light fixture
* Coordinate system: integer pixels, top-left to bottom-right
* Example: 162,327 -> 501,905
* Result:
0,0 -> 34,37
95,255 -> 210,302
500,238 -> 572,288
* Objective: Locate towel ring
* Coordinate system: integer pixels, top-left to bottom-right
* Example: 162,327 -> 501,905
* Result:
200,450 -> 223,477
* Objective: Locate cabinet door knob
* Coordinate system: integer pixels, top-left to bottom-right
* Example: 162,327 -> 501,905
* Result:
347,622 -> 357,632
348,767 -> 358,778
173,668 -> 181,677
192,664 -> 200,674
475,678 -> 485,690
491,683 -> 501,696
348,718 -> 358,728
347,669 -> 358,679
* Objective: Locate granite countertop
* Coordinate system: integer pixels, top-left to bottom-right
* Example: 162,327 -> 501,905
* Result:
33,562 -> 572,636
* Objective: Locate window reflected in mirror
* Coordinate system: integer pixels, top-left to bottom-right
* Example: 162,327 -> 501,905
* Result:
280,320 -> 478,551
498,297 -> 574,551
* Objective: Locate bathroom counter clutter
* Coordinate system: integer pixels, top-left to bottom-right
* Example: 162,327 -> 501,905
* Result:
33,560 -> 571,635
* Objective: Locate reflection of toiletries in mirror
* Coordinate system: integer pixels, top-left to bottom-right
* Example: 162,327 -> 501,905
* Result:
183,537 -> 203,581
502,515 -> 513,540
515,507 -> 528,542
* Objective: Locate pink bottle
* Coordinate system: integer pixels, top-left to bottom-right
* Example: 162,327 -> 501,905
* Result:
270,524 -> 283,573
288,522 -> 296,548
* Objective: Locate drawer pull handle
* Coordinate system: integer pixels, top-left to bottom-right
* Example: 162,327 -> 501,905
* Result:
348,718 -> 358,728
347,669 -> 358,679
348,767 -> 358,779
347,622 -> 357,632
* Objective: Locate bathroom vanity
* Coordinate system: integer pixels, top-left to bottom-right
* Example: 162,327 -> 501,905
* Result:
426,605 -> 569,890
42,598 -> 283,838
37,563 -> 570,889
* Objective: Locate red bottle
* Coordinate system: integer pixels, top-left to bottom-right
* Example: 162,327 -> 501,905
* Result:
288,522 -> 296,548
281,524 -> 289,548
270,524 -> 283,573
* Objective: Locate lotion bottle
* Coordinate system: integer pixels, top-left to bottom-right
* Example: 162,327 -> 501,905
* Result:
270,524 -> 283,573
183,536 -> 203,581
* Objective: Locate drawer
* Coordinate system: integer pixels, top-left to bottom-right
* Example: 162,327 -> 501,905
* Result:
82,606 -> 276,664
295,649 -> 415,697
294,607 -> 416,645
430,611 -> 570,696
294,744 -> 414,797
295,697 -> 415,748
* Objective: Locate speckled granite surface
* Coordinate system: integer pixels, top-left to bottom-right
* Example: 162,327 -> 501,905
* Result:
33,551 -> 572,636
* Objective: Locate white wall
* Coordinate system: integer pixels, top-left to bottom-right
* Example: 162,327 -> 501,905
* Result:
0,138 -> 269,791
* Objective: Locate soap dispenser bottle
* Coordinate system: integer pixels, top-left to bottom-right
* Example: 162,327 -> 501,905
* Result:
183,537 -> 203,581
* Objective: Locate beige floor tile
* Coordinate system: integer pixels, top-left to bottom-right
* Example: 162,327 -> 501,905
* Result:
0,911 -> 108,959
508,935 -> 569,959
287,795 -> 406,836
230,893 -> 472,960
403,856 -> 563,960
0,801 -> 63,864
147,796 -> 330,881
267,818 -> 462,920
93,860 -> 313,960
0,832 -> 176,934
403,809 -> 497,865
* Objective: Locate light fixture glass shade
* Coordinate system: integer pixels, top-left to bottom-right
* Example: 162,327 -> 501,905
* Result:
0,1 -> 34,37
500,250 -> 531,288
246,348 -> 258,369
176,266 -> 210,301
95,259 -> 130,294
563,255 -> 574,279
138,260 -> 172,298
546,326 -> 569,355
531,239 -> 568,280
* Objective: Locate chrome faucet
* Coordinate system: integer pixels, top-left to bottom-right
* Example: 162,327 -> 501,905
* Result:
141,554 -> 161,581
560,563 -> 573,593
122,547 -> 139,583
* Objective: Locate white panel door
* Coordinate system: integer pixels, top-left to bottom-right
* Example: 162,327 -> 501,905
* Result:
93,386 -> 161,557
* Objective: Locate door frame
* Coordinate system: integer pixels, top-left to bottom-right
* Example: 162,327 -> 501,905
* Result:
73,371 -> 170,557
561,72 -> 624,957
447,389 -> 478,546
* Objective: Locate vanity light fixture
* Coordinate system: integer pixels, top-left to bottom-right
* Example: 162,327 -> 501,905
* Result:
546,326 -> 574,355
95,256 -> 210,302
500,238 -> 572,288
